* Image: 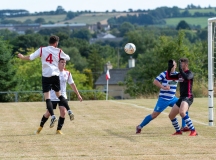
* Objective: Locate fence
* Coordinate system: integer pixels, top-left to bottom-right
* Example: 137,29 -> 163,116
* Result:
0,89 -> 127,102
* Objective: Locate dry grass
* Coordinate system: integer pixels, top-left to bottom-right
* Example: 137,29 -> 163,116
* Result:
0,98 -> 216,159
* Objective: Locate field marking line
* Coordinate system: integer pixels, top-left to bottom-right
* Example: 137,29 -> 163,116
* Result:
110,100 -> 210,126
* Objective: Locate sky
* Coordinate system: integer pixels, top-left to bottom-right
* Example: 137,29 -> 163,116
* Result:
0,0 -> 215,13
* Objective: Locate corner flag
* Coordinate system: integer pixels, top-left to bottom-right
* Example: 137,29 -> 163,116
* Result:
106,69 -> 110,100
106,69 -> 110,80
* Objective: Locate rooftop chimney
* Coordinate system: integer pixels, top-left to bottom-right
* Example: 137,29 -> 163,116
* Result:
104,61 -> 113,72
128,56 -> 135,68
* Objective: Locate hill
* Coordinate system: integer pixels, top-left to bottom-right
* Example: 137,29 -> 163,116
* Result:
5,8 -> 216,28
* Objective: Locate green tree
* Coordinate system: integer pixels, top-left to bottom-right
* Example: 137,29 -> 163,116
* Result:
87,48 -> 104,85
34,18 -> 46,24
71,28 -> 92,41
119,22 -> 135,37
61,47 -> 88,71
176,20 -> 191,30
0,37 -> 17,101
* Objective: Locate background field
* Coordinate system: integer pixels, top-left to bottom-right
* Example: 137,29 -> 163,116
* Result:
165,17 -> 209,28
6,14 -> 67,23
0,98 -> 216,160
6,12 -> 212,28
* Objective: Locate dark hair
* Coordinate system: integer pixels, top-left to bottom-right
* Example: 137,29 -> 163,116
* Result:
59,58 -> 66,62
49,35 -> 59,44
180,58 -> 189,64
168,59 -> 175,63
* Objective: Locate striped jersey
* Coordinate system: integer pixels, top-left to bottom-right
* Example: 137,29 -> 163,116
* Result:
50,69 -> 74,101
155,71 -> 178,100
29,46 -> 70,77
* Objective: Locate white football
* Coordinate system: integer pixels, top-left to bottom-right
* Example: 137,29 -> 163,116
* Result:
124,43 -> 136,54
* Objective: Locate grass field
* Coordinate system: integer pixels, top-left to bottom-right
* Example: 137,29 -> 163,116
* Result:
0,98 -> 216,159
6,15 -> 67,23
165,17 -> 209,28
6,13 -> 130,25
180,8 -> 216,15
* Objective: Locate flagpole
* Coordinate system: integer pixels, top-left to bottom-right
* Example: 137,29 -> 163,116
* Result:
106,79 -> 109,100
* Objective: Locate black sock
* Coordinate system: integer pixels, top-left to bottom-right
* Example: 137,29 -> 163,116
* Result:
57,116 -> 65,130
46,99 -> 54,116
40,115 -> 48,127
58,95 -> 70,111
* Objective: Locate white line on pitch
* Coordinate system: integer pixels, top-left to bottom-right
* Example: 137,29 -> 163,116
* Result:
110,100 -> 210,126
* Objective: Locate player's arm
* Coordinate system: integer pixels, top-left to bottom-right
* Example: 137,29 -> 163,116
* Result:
67,72 -> 82,101
153,79 -> 169,90
17,48 -> 40,61
60,50 -> 70,61
70,83 -> 82,102
179,62 -> 194,80
166,60 -> 179,80
17,53 -> 30,60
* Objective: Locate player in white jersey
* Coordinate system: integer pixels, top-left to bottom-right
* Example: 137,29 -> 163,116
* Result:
18,35 -> 74,128
35,58 -> 82,134
136,60 -> 189,134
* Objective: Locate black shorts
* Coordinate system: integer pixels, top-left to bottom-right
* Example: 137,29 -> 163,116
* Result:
176,97 -> 193,107
51,99 -> 68,109
42,76 -> 60,93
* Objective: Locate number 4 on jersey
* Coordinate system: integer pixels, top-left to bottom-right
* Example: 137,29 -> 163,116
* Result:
46,54 -> 53,64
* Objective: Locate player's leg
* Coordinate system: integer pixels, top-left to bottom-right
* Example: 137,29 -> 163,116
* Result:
169,102 -> 182,135
35,110 -> 50,134
56,105 -> 67,135
181,111 -> 190,132
52,76 -> 73,120
35,101 -> 57,134
180,98 -> 198,136
136,97 -> 168,134
169,97 -> 190,132
55,92 -> 74,120
42,76 -> 57,128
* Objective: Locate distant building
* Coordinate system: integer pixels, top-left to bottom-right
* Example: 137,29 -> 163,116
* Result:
0,23 -> 111,35
89,33 -> 123,44
95,58 -> 135,99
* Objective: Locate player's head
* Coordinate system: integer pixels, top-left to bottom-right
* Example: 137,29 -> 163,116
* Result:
180,58 -> 189,70
49,35 -> 59,47
168,59 -> 177,70
58,58 -> 66,71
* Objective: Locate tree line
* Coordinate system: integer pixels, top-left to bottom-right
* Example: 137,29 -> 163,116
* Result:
0,21 -> 209,101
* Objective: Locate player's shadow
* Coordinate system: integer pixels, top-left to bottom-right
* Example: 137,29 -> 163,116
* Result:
104,129 -> 137,142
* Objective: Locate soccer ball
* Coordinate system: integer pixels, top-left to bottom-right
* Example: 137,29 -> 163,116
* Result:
124,43 -> 136,54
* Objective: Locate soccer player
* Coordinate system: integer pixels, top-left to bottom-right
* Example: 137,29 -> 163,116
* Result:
35,58 -> 82,135
136,59 -> 189,134
166,58 -> 198,136
17,35 -> 73,128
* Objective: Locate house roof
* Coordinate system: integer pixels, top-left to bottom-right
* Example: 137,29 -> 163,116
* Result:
95,68 -> 130,85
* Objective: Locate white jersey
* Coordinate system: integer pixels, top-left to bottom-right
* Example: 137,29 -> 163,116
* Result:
29,46 -> 70,77
50,69 -> 74,101
155,71 -> 178,100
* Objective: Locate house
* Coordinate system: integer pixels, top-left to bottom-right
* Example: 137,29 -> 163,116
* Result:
95,58 -> 135,99
89,33 -> 123,44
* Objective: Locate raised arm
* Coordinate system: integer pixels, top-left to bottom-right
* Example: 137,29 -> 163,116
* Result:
179,62 -> 194,80
166,60 -> 179,80
60,50 -> 70,61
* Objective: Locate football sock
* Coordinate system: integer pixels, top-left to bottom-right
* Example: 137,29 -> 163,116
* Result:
58,95 -> 70,111
46,99 -> 54,116
139,114 -> 153,128
40,115 -> 48,127
57,116 -> 65,130
183,114 -> 195,131
171,118 -> 181,132
181,111 -> 189,128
